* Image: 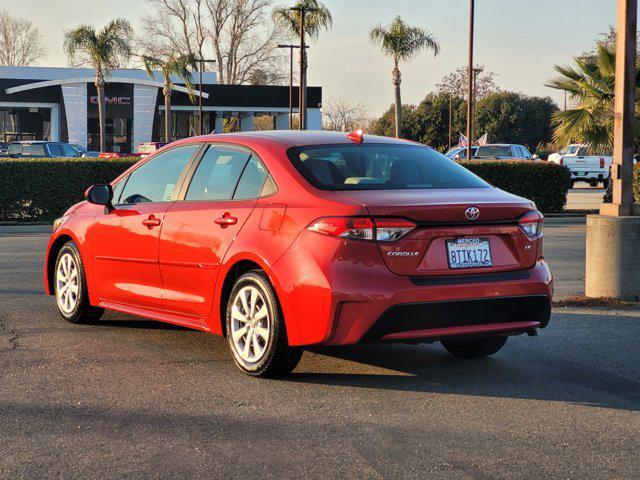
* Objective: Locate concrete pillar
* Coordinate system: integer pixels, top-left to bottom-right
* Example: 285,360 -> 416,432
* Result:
274,113 -> 289,130
240,112 -> 255,131
49,105 -> 60,142
61,83 -> 87,148
214,113 -> 224,134
585,215 -> 640,300
133,84 -> 158,152
307,108 -> 322,130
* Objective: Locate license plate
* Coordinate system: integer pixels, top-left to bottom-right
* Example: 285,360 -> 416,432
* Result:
446,238 -> 493,269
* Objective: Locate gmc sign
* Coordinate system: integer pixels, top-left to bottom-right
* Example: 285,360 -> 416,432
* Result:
89,96 -> 131,105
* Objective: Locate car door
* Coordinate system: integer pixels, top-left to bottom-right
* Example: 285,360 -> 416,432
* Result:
158,144 -> 271,318
90,143 -> 201,310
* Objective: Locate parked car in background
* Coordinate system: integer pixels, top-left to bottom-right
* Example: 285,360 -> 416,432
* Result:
445,146 -> 478,159
0,142 -> 9,156
44,130 -> 552,377
472,144 -> 539,161
548,144 -> 612,187
6,141 -> 99,158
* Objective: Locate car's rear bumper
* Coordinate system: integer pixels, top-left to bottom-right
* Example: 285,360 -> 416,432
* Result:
273,230 -> 553,346
324,261 -> 553,345
570,170 -> 607,180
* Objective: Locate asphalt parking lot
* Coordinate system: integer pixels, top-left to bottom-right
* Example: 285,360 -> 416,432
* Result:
1,221 -> 638,479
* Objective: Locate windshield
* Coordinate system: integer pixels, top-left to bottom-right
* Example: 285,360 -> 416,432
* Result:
476,146 -> 512,158
287,144 -> 490,191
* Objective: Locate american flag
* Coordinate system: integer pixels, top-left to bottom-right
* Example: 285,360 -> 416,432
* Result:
458,133 -> 468,147
477,133 -> 488,146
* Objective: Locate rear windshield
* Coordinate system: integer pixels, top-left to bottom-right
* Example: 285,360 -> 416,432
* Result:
287,144 -> 490,190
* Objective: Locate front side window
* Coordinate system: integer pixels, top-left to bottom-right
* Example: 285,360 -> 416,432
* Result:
186,145 -> 251,201
287,143 -> 489,191
61,144 -> 79,157
476,146 -> 512,158
120,144 -> 199,204
47,144 -> 63,157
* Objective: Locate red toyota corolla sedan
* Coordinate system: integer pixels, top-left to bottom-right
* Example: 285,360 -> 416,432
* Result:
44,131 -> 553,377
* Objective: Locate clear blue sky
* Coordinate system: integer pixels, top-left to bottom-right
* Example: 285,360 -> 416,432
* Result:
0,0 -> 623,116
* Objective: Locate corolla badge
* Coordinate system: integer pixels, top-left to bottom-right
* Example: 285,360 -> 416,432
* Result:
387,251 -> 419,257
465,206 -> 480,220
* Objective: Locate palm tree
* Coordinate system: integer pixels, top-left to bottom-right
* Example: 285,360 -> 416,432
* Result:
370,16 -> 440,138
547,44 -> 640,152
272,0 -> 332,40
142,52 -> 197,143
273,0 -> 332,129
64,19 -> 133,152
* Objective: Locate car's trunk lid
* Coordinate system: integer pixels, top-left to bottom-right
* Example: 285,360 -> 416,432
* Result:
334,188 -> 539,276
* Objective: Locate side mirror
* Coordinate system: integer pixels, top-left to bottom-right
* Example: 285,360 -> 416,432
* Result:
85,184 -> 113,210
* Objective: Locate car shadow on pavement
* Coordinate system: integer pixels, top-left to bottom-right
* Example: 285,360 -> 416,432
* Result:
288,310 -> 640,411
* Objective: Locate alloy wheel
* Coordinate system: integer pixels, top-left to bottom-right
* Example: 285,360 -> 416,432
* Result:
230,285 -> 270,363
56,252 -> 79,314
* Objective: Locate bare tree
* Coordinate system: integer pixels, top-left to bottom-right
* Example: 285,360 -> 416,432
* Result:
437,65 -> 500,100
323,96 -> 370,132
138,0 -> 286,85
0,10 -> 46,66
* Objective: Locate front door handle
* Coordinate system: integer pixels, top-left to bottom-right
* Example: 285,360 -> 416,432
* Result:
214,212 -> 238,228
142,215 -> 161,228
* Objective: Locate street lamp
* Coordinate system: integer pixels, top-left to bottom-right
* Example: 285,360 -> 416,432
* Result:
290,5 -> 317,130
471,66 -> 483,143
466,0 -> 475,160
196,57 -> 216,135
278,44 -> 308,129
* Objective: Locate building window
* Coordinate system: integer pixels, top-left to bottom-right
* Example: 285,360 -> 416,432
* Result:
153,110 -> 211,143
0,107 -> 51,142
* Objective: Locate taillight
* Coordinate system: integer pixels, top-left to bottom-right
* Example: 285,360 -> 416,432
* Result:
559,156 -> 564,165
307,217 -> 415,242
374,218 -> 416,242
600,157 -> 605,168
519,211 -> 544,239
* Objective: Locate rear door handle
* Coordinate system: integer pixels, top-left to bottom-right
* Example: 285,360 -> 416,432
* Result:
214,213 -> 238,227
142,215 -> 161,227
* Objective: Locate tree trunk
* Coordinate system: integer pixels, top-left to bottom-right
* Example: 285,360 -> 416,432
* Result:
164,84 -> 172,143
96,72 -> 106,152
392,64 -> 402,138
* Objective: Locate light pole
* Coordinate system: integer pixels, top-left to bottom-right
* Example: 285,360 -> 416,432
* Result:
466,0 -> 475,160
278,44 -> 307,129
471,66 -> 482,143
448,92 -> 452,149
290,5 -> 317,130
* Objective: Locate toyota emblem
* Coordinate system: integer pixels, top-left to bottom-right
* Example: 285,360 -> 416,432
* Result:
465,206 -> 480,220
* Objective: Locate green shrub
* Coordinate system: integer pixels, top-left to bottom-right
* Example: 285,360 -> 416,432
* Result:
0,157 -> 137,221
459,160 -> 571,213
0,156 -> 575,222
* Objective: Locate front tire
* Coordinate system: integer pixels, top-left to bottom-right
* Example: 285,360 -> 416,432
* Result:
225,271 -> 302,377
54,241 -> 104,324
441,336 -> 507,359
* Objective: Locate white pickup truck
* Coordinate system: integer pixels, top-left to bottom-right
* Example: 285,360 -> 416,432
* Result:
548,144 -> 612,188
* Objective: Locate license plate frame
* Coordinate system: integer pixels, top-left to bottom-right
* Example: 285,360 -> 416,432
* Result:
446,237 -> 493,269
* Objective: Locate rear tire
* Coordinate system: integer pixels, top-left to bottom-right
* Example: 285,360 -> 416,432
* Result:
569,180 -> 575,189
54,241 -> 104,324
441,336 -> 507,359
225,270 -> 302,377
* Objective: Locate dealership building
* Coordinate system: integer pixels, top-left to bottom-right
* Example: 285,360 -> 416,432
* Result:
0,66 -> 322,153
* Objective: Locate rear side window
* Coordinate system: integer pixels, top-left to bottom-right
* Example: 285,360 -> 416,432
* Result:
25,144 -> 46,157
120,144 -> 198,204
186,145 -> 251,201
287,143 -> 489,191
234,157 -> 269,199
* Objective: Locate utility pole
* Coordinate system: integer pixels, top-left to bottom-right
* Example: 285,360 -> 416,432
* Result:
448,92 -> 452,149
466,0 -> 475,160
197,57 -> 216,135
472,66 -> 482,143
278,44 -> 307,129
290,5 -> 317,130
